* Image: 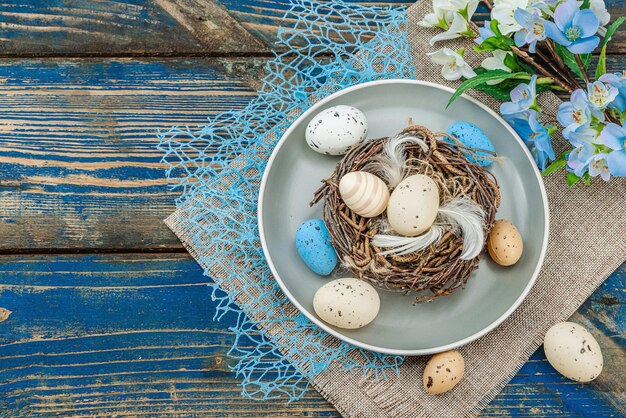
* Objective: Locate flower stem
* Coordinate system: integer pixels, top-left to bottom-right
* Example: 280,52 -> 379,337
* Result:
534,48 -> 578,91
511,46 -> 573,93
543,40 -> 583,90
575,54 -> 590,84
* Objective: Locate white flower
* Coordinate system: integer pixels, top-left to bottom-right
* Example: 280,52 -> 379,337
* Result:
481,50 -> 513,84
419,0 -> 480,27
492,0 -> 528,35
429,12 -> 470,45
590,0 -> 611,36
428,47 -> 477,81
419,0 -> 451,29
445,0 -> 480,19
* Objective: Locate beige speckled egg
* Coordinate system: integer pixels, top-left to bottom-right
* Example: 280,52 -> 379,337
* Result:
487,220 -> 523,266
339,171 -> 390,218
544,322 -> 603,382
313,278 -> 380,329
387,174 -> 439,236
423,350 -> 465,394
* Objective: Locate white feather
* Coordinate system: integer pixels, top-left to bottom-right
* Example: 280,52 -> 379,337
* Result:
371,197 -> 485,259
438,197 -> 485,260
368,134 -> 429,188
373,226 -> 443,256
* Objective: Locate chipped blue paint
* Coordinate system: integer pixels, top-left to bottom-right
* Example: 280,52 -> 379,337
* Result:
0,255 -> 623,416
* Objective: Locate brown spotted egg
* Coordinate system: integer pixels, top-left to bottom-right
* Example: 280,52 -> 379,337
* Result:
423,350 -> 465,394
487,219 -> 523,266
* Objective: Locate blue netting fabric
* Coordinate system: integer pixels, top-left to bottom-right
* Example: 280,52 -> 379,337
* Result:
158,0 -> 416,402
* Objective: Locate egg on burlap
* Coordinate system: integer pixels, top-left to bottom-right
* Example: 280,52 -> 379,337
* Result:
339,171 -> 389,218
487,220 -> 523,266
313,278 -> 380,329
387,174 -> 439,236
544,322 -> 603,382
423,350 -> 465,394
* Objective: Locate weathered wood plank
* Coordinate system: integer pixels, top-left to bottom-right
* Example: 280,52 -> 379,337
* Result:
0,58 -> 264,250
219,0 -> 626,54
0,0 -> 209,55
0,55 -> 625,251
0,254 -> 623,416
0,1 -> 623,56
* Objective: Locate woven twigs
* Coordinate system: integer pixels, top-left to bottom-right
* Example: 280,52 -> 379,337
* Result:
311,125 -> 500,303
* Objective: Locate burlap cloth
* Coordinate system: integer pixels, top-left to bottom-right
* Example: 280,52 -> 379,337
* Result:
165,2 -> 626,416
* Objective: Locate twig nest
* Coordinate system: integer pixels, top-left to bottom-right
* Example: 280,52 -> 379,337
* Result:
311,125 -> 500,302
339,171 -> 389,218
423,350 -> 465,394
387,174 -> 439,236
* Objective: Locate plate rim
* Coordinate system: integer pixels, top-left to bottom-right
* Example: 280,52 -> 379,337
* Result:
258,78 -> 550,356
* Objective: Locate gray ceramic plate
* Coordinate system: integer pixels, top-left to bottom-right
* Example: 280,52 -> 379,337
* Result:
259,79 -> 549,355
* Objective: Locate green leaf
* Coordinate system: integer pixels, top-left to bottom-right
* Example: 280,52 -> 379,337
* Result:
479,36 -> 513,51
473,83 -> 514,100
542,151 -> 568,176
490,20 -> 503,38
447,71 -> 528,108
584,172 -> 591,185
596,16 -> 626,79
503,53 -> 524,72
554,44 -> 586,80
567,172 -> 582,186
581,0 -> 590,9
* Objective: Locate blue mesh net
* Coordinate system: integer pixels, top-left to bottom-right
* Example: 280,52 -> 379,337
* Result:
158,0 -> 415,402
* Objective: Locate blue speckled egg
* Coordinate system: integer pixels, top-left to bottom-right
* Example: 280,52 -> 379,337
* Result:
295,219 -> 338,276
445,121 -> 496,167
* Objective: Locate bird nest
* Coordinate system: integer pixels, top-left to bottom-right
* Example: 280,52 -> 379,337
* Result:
311,125 -> 500,302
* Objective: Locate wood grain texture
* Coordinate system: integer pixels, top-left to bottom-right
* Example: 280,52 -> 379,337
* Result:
0,0 -> 624,416
0,58 -> 263,251
0,0 -> 210,56
0,254 -> 622,417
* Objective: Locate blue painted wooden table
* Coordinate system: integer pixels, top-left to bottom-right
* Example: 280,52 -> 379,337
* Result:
0,1 -> 624,416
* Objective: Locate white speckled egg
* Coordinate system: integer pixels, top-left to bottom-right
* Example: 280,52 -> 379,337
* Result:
487,220 -> 523,266
313,278 -> 380,329
306,105 -> 368,155
339,171 -> 389,218
423,350 -> 465,394
544,322 -> 603,382
387,174 -> 439,236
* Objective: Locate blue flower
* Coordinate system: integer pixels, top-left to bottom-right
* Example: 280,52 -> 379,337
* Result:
567,145 -> 590,175
514,8 -> 548,53
543,0 -> 600,54
586,81 -> 618,115
500,75 -> 538,115
557,89 -> 592,138
505,110 -> 555,170
474,19 -> 495,45
598,72 -> 626,112
598,122 -> 626,176
586,153 -> 611,181
567,142 -> 611,180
